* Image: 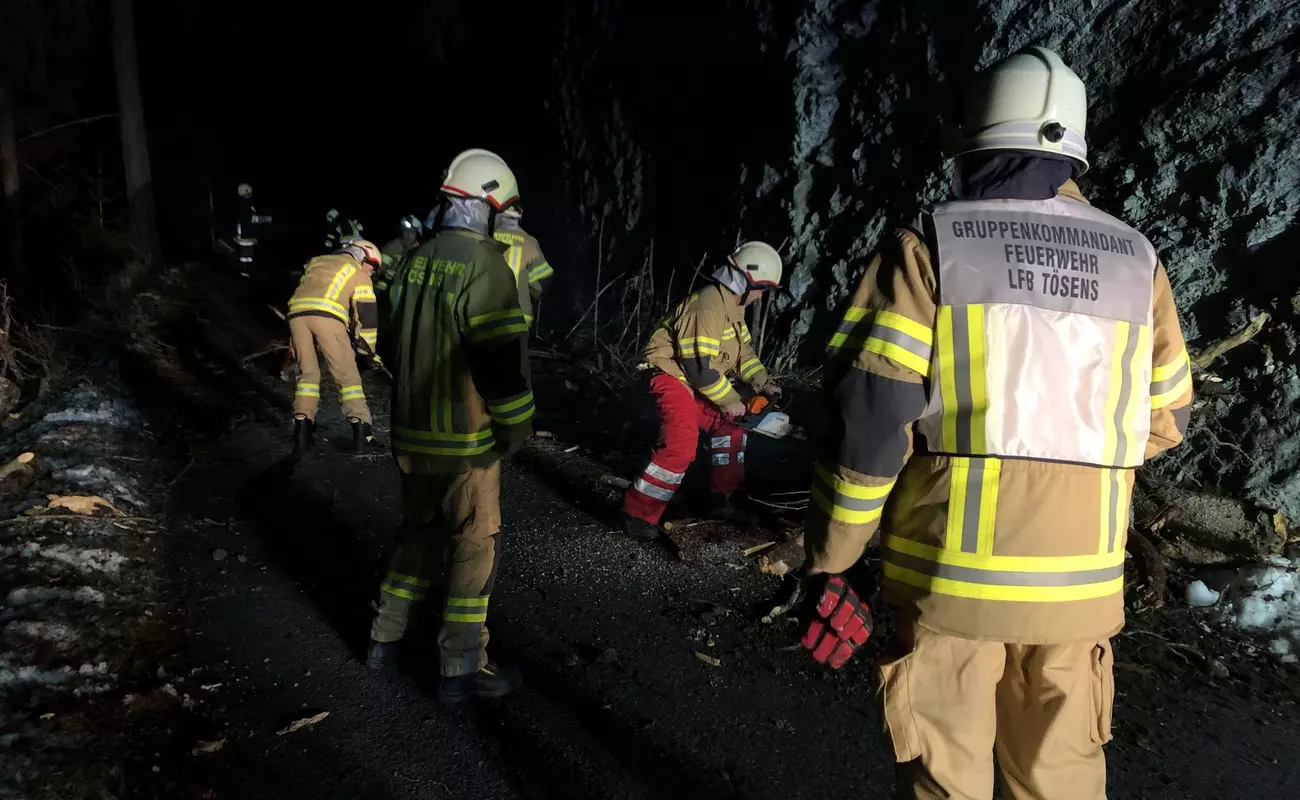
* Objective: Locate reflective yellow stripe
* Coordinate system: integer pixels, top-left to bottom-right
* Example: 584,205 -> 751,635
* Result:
393,426 -> 495,456
530,262 -> 553,280
740,360 -> 765,381
353,285 -> 377,301
389,572 -> 431,588
883,534 -> 1126,603
934,305 -> 986,453
699,376 -> 732,401
722,328 -> 738,341
488,392 -> 535,425
325,264 -> 357,302
288,297 -> 348,320
810,464 -> 893,524
469,309 -> 526,326
944,456 -> 1000,555
679,336 -> 721,356
380,584 -> 424,601
1151,348 -> 1191,409
295,383 -> 320,397
340,384 -> 366,401
444,595 -> 490,624
359,330 -> 378,346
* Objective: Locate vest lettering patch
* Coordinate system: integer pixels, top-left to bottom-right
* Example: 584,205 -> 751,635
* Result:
934,201 -> 1155,324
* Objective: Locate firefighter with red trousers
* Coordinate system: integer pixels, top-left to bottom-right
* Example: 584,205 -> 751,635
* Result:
620,242 -> 784,541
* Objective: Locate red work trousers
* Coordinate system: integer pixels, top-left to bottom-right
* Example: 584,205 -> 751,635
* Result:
622,373 -> 746,524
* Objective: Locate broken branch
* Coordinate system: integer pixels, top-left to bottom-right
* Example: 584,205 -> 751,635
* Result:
1190,312 -> 1269,370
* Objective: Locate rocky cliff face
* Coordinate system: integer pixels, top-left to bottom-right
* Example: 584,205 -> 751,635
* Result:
544,1 -> 1300,528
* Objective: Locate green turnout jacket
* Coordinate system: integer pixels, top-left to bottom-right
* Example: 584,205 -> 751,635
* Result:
388,227 -> 534,473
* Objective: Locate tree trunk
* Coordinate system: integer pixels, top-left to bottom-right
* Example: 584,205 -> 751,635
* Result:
0,82 -> 20,294
109,0 -> 161,271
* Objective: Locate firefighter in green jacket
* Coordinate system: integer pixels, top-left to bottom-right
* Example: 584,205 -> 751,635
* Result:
367,149 -> 533,704
493,203 -> 554,322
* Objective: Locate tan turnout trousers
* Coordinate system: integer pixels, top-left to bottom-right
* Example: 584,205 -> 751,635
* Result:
879,620 -> 1114,800
289,316 -> 370,423
370,463 -> 502,676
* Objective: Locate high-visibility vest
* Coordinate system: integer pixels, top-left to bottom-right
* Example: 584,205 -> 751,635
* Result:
883,196 -> 1159,615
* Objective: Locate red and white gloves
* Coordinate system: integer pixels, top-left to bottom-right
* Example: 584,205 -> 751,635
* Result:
801,575 -> 872,669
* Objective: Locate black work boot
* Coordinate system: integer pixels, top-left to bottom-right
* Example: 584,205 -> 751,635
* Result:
620,512 -> 661,542
291,416 -> 315,457
437,663 -> 522,704
349,418 -> 381,452
366,639 -> 401,672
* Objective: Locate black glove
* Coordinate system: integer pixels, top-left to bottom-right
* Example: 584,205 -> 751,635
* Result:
800,574 -> 872,669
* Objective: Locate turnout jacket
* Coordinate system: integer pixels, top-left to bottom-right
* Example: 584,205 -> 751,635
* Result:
235,197 -> 271,245
388,227 -> 534,474
644,284 -> 774,409
806,181 -> 1193,643
287,254 -> 380,350
493,218 -> 554,315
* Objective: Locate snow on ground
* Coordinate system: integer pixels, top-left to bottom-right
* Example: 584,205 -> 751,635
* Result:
0,380 -> 167,793
1220,555 -> 1300,664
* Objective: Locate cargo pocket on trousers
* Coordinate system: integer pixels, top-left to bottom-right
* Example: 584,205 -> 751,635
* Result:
1088,640 -> 1115,745
877,649 -> 922,762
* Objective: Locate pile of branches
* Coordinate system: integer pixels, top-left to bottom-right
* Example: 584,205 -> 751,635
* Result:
0,280 -> 64,416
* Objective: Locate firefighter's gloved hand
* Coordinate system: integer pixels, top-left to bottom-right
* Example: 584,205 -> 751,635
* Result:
722,400 -> 746,419
801,575 -> 872,669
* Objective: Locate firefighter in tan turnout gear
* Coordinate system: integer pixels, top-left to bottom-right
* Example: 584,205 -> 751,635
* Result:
620,242 -> 783,541
493,202 -> 555,322
287,239 -> 383,454
367,149 -> 534,704
798,47 -> 1193,798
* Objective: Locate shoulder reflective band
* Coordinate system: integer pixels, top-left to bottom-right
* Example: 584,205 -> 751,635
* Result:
883,535 -> 1125,603
393,427 -> 495,456
325,264 -> 357,302
1150,348 -> 1191,409
829,308 -> 933,376
810,463 -> 893,525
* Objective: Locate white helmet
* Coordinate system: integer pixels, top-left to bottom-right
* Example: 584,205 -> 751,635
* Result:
953,46 -> 1088,173
728,241 -> 783,290
441,149 -> 519,210
325,208 -> 340,223
399,214 -> 421,231
338,239 -> 382,270
237,183 -> 253,198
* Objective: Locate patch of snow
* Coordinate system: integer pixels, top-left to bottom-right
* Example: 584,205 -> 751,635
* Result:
1186,580 -> 1222,607
40,405 -> 119,426
1222,561 -> 1300,663
0,659 -> 74,689
16,543 -> 128,575
5,586 -> 107,606
3,621 -> 80,651
51,465 -> 145,509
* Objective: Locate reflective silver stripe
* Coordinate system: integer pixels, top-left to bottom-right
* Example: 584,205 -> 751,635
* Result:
736,452 -> 744,463
1106,468 -> 1126,553
633,477 -> 675,502
886,549 -> 1124,587
1150,361 -> 1190,398
644,462 -> 684,486
712,453 -> 730,465
811,466 -> 889,517
710,436 -> 731,450
959,459 -> 990,554
950,307 -> 975,453
867,322 -> 931,364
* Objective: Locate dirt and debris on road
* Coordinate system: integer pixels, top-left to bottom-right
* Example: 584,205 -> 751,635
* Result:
3,264 -> 1300,799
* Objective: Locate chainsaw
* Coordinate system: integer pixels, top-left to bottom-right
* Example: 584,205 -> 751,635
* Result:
735,395 -> 800,440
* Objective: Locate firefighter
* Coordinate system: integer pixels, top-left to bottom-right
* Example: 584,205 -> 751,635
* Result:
493,202 -> 554,318
376,214 -> 423,297
234,183 -> 272,276
798,47 -> 1193,799
367,148 -> 533,704
286,239 -> 384,454
323,208 -> 364,250
619,242 -> 784,542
